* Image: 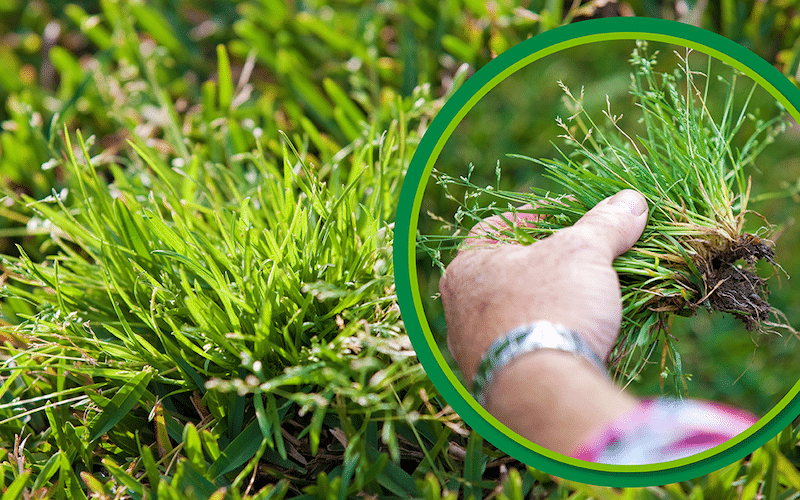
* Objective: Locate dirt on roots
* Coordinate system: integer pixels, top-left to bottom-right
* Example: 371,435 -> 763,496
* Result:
693,233 -> 776,329
650,233 -> 780,330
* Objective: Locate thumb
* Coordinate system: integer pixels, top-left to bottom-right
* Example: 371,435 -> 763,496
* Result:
563,189 -> 649,262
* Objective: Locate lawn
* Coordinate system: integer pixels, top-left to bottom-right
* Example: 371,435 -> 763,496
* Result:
1,1 -> 800,499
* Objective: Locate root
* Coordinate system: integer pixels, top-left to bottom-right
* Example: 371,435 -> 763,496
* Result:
698,233 -> 774,330
649,233 -> 789,332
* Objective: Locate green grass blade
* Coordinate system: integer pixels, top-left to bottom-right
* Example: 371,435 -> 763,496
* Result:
365,442 -> 420,496
1,471 -> 31,500
88,367 -> 154,443
208,421 -> 265,479
217,44 -> 234,112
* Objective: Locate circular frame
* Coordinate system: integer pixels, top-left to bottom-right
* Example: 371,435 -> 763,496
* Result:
394,17 -> 800,486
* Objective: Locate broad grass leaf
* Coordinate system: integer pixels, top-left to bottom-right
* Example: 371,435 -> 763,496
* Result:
777,451 -> 800,490
323,78 -> 367,127
63,4 -> 112,50
101,457 -> 147,498
80,471 -> 109,497
1,471 -> 31,500
128,4 -> 186,59
217,44 -> 234,111
88,368 -> 153,443
183,423 -> 205,470
174,459 -> 219,499
200,429 -> 222,462
352,452 -> 389,495
365,443 -> 420,496
31,452 -> 60,491
59,451 -> 88,500
208,421 -> 265,479
501,468 -> 523,500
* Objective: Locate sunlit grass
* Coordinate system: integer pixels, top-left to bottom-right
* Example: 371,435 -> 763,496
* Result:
2,1 -> 800,498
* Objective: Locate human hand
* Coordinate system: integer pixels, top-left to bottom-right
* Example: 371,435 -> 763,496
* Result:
439,189 -> 649,386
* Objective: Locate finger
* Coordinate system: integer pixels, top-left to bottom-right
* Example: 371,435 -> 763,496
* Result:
562,190 -> 648,262
462,203 -> 542,251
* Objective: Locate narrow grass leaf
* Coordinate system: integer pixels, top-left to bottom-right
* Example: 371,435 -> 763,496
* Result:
463,431 -> 486,499
228,378 -> 247,439
45,405 -> 68,453
113,198 -> 150,259
139,443 -> 161,490
267,392 -> 287,460
307,403 -> 327,456
338,443 -> 359,500
253,391 -> 275,448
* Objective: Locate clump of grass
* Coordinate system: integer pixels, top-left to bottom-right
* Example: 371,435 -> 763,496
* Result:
425,42 -> 794,394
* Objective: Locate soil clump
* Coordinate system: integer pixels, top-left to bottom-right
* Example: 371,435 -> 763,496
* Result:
695,233 -> 775,329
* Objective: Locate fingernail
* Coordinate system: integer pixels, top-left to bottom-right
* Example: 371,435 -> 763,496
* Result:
609,190 -> 647,216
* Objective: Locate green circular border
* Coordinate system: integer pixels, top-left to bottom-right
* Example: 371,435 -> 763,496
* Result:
394,17 -> 800,487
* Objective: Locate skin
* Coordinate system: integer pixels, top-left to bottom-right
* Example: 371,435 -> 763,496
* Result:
439,189 -> 650,454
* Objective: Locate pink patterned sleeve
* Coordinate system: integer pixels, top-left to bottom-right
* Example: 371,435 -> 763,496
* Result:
571,398 -> 758,465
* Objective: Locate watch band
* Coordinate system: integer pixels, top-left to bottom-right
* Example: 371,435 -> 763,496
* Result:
472,321 -> 608,406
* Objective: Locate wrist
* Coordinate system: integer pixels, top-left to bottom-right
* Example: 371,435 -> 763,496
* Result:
471,321 -> 608,406
483,350 -> 638,454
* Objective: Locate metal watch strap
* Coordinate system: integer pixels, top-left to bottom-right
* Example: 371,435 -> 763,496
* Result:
472,321 -> 608,406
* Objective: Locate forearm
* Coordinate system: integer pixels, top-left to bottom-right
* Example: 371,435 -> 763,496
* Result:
482,350 -> 639,455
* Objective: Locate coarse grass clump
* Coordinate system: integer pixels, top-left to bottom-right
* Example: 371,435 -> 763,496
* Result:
424,42 -> 794,394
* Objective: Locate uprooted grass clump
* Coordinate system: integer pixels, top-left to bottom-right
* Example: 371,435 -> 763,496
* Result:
423,42 -> 795,395
694,233 -> 776,329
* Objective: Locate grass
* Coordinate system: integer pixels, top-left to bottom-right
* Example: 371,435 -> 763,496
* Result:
1,1 -> 800,499
0,124 -> 429,498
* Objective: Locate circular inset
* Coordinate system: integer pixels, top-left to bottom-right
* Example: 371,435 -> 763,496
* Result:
394,18 -> 800,487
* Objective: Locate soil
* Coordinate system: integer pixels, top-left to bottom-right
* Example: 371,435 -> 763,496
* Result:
695,233 -> 776,329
